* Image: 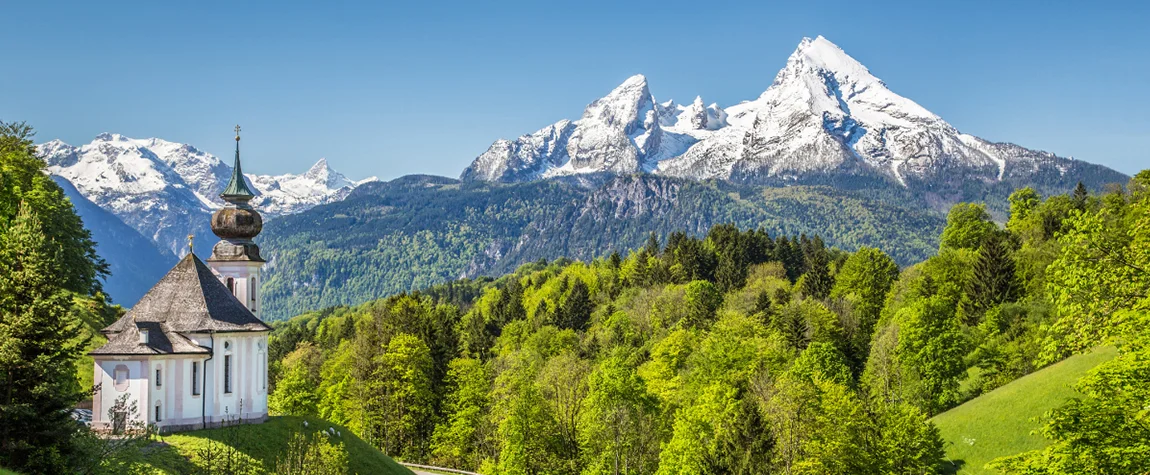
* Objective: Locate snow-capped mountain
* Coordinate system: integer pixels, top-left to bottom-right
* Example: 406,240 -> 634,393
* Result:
39,133 -> 374,257
462,36 -> 1122,191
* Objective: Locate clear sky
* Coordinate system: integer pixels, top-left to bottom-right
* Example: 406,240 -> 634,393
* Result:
2,0 -> 1147,180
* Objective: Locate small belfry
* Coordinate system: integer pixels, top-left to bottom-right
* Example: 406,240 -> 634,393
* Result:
208,124 -> 265,319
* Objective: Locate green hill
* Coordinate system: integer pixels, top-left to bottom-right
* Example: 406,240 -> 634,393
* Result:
136,416 -> 413,475
932,347 -> 1118,474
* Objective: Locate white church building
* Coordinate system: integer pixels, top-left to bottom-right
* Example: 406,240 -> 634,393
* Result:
90,128 -> 272,433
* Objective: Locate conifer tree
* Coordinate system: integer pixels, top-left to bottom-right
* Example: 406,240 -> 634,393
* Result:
558,278 -> 593,331
962,234 -> 1019,324
1071,181 -> 1089,210
0,203 -> 87,472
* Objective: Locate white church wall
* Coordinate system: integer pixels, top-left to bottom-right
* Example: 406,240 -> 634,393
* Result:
92,359 -> 148,429
209,332 -> 269,423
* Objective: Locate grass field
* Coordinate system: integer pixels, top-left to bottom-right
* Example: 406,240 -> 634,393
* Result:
136,415 -> 413,474
932,346 -> 1118,474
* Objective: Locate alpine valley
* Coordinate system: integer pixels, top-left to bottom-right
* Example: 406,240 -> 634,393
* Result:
44,36 -> 1127,317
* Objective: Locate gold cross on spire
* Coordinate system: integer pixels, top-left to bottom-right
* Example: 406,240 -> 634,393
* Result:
187,234 -> 194,255
234,124 -> 241,141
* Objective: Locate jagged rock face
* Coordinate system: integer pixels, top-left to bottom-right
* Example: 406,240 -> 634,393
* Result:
461,75 -> 726,182
39,134 -> 374,257
462,36 -> 1123,192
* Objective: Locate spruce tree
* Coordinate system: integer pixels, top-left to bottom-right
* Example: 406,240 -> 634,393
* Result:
0,204 -> 87,472
962,234 -> 1019,324
558,279 -> 593,331
1072,181 -> 1089,210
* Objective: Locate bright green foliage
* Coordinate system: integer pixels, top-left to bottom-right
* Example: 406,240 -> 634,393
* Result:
1006,187 -> 1041,231
932,347 -> 1118,475
1043,180 -> 1149,359
831,247 -> 899,363
683,280 -> 722,328
874,403 -> 945,475
896,297 -> 969,414
273,430 -> 350,475
789,341 -> 853,387
0,121 -> 106,296
990,311 -> 1150,474
269,342 -> 324,417
260,173 -> 1150,475
764,370 -> 872,474
375,333 -> 435,459
431,358 -> 494,470
655,383 -> 742,475
0,204 -> 86,473
581,353 -> 660,475
939,203 -> 997,251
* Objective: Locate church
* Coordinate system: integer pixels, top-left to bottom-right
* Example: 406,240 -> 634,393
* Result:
89,128 -> 271,433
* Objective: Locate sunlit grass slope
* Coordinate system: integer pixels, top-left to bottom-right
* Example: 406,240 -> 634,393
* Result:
139,415 -> 412,475
932,346 -> 1118,474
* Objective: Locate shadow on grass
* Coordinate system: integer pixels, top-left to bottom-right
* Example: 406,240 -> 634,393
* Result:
941,458 -> 967,475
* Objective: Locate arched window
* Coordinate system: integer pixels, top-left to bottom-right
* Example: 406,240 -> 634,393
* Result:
154,401 -> 162,422
226,277 -> 235,294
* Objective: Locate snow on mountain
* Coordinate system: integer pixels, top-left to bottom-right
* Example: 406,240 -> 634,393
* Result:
40,134 -> 372,257
461,75 -> 724,182
463,36 -> 1107,189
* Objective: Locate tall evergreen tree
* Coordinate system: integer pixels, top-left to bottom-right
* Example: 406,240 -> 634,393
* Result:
0,204 -> 87,472
1071,181 -> 1089,210
558,279 -> 593,331
962,234 -> 1019,324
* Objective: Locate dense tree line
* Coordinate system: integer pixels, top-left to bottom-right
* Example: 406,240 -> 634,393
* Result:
268,170 -> 1149,474
258,175 -> 946,320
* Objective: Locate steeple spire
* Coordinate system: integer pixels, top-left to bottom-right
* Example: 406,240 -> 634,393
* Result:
221,124 -> 256,203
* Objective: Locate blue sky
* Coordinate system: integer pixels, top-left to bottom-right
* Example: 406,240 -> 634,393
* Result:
2,0 -> 1147,179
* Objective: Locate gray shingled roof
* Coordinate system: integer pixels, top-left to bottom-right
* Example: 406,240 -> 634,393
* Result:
101,253 -> 272,335
90,322 -> 210,356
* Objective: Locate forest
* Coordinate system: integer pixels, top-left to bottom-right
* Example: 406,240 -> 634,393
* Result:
2,117 -> 1148,474
265,170 -> 1150,474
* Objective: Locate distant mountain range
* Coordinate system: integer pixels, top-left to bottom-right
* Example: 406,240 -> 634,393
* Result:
462,36 -> 1125,206
38,133 -> 374,305
43,36 -> 1130,312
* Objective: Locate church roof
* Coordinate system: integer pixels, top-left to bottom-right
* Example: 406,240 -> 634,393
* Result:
90,322 -> 210,356
101,253 -> 272,335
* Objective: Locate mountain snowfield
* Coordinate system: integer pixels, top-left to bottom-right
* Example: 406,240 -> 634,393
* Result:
38,133 -> 375,260
462,36 -> 1115,189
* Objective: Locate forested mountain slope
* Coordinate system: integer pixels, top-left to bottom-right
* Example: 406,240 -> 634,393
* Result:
262,171 -> 1150,474
259,174 -> 944,320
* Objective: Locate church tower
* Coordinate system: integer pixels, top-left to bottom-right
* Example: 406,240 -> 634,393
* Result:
208,125 -> 265,319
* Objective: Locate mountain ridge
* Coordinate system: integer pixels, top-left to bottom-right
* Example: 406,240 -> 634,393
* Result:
461,36 -> 1126,202
39,133 -> 375,259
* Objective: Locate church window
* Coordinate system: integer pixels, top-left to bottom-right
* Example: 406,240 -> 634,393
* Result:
224,355 -> 232,394
226,277 -> 235,294
155,402 -> 162,422
156,367 -> 162,388
192,362 -> 200,395
114,366 -> 129,392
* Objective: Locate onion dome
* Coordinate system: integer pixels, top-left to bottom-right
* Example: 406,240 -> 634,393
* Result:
209,125 -> 265,262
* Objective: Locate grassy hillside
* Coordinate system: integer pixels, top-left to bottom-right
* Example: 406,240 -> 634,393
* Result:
136,416 -> 412,475
932,347 -> 1118,474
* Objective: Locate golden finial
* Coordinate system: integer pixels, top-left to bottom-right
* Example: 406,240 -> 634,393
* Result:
187,234 -> 195,255
234,124 -> 241,141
